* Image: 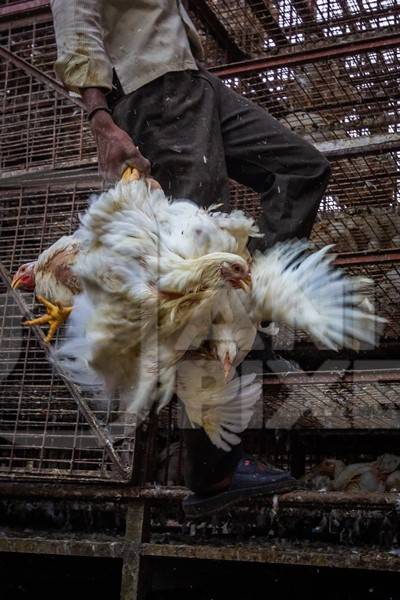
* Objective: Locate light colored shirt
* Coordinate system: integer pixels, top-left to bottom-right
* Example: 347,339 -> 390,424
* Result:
50,0 -> 203,95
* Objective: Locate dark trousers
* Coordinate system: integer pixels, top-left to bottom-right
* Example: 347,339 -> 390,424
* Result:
112,67 -> 331,493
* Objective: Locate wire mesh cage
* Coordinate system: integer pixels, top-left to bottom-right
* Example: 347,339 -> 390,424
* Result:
146,368 -> 400,490
199,0 -> 399,56
0,11 -> 56,75
0,56 -> 96,175
223,37 -> 400,254
0,184 -> 136,482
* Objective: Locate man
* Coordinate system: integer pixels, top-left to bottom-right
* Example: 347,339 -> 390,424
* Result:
50,0 -> 331,518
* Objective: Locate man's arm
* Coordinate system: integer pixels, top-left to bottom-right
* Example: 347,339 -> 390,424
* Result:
50,0 -> 150,181
82,87 -> 150,182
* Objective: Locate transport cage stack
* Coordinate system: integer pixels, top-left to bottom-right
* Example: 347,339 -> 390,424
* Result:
0,0 -> 399,485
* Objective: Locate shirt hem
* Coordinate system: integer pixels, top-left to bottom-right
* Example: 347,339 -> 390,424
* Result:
116,60 -> 199,95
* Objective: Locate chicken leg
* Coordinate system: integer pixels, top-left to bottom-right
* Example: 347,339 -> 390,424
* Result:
24,295 -> 73,343
121,166 -> 141,182
121,166 -> 161,189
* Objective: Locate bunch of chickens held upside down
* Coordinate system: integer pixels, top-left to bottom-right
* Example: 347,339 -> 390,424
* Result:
12,168 -> 385,450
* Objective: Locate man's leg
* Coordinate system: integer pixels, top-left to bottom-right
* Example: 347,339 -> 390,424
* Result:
205,70 -> 331,250
111,70 -> 317,513
207,68 -> 331,375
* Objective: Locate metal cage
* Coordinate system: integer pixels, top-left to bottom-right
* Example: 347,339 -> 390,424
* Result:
0,184 -> 136,482
0,0 -> 399,488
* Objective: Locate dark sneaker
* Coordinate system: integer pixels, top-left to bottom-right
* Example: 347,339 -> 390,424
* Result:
182,455 -> 299,519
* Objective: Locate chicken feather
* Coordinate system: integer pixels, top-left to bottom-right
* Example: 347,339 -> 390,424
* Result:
250,240 -> 386,350
176,357 -> 262,451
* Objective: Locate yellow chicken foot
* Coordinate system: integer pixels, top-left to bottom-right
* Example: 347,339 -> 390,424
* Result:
24,295 -> 73,343
121,166 -> 161,190
121,167 -> 141,182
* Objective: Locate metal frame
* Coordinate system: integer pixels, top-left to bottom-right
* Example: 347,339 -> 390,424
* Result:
0,263 -> 128,478
0,44 -> 84,108
0,0 -> 49,18
211,31 -> 400,76
0,483 -> 399,600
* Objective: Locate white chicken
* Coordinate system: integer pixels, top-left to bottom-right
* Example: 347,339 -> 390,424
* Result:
11,235 -> 80,342
57,171 -> 385,450
249,241 -> 384,351
209,287 -> 258,379
209,240 -> 385,379
332,454 -> 400,492
57,176 -> 255,439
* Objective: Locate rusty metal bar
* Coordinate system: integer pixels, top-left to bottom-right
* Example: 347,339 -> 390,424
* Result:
263,369 -> 400,386
0,162 -> 99,187
141,541 -> 400,571
121,502 -> 149,600
188,0 -> 248,61
0,45 -> 84,110
335,248 -> 400,266
0,481 -> 188,501
0,0 -> 49,18
0,535 -> 126,558
0,262 -> 127,478
211,32 -> 400,76
0,480 -> 399,511
1,531 -> 399,571
319,133 -> 400,160
246,0 -> 289,48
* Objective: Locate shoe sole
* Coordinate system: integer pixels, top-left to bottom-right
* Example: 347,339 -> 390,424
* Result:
183,479 -> 300,520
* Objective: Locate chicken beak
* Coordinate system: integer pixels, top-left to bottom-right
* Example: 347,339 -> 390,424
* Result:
223,352 -> 232,380
239,274 -> 252,292
11,275 -> 22,290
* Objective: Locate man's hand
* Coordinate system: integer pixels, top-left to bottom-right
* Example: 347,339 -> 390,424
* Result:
82,87 -> 150,182
90,110 -> 150,182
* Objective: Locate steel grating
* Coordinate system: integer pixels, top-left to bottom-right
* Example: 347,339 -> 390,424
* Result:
230,148 -> 400,254
0,184 -> 136,482
217,45 -> 400,146
153,369 -> 400,436
0,61 -> 96,174
259,369 -> 400,430
0,14 -> 96,175
0,12 -> 56,76
201,0 -> 399,56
